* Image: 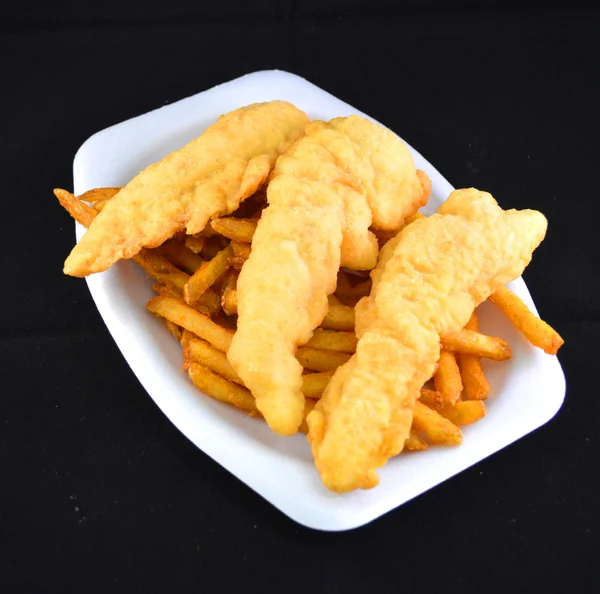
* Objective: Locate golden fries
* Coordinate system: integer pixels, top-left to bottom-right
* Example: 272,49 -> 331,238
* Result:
228,241 -> 251,270
188,362 -> 257,413
457,312 -> 490,401
304,329 -> 357,353
441,328 -> 511,361
412,401 -> 463,446
185,234 -> 206,254
133,249 -> 190,293
210,218 -> 257,243
404,429 -> 428,451
321,295 -> 355,331
184,244 -> 233,305
78,187 -> 121,203
159,240 -> 204,274
418,388 -> 444,410
165,320 -> 183,342
187,337 -> 243,384
489,286 -> 564,355
54,189 -> 96,228
301,372 -> 333,398
220,270 -> 239,317
147,296 -> 233,352
296,347 -> 352,372
434,349 -> 463,407
438,401 -> 486,426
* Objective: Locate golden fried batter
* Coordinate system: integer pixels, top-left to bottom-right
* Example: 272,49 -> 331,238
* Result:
64,101 -> 308,277
308,189 -> 548,492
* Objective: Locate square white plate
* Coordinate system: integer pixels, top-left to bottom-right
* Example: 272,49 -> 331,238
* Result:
72,70 -> 566,531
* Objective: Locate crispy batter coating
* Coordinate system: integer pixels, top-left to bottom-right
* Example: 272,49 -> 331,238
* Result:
228,117 -> 430,435
308,189 -> 548,492
64,101 -> 308,276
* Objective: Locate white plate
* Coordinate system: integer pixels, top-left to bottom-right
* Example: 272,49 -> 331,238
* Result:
72,70 -> 566,531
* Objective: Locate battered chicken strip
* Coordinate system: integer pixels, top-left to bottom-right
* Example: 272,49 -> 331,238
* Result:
63,101 -> 308,277
308,189 -> 548,492
228,117 -> 430,435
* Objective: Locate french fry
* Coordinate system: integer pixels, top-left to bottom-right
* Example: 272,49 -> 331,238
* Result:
159,240 -> 204,274
305,329 -> 357,353
185,234 -> 206,254
210,218 -> 257,243
93,198 -> 112,212
418,388 -> 444,410
147,296 -> 233,352
54,188 -> 96,227
457,312 -> 490,401
434,349 -> 463,407
200,236 -> 225,260
296,347 -> 351,372
220,270 -> 238,316
184,244 -> 233,305
165,320 -> 182,341
301,372 -> 333,398
441,328 -> 511,361
221,288 -> 238,316
404,429 -> 428,451
438,401 -> 486,426
77,187 -> 121,203
187,337 -> 243,384
152,282 -> 182,299
133,249 -> 189,293
489,285 -> 564,355
188,363 -> 257,413
299,399 -> 316,435
228,241 -> 251,270
412,401 -> 463,446
321,295 -> 355,331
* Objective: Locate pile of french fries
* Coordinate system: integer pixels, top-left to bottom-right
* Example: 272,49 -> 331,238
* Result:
55,186 -> 564,453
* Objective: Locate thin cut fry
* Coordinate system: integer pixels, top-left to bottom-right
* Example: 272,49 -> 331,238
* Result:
133,249 -> 189,293
210,218 -> 257,243
165,320 -> 182,342
301,372 -> 333,398
403,429 -> 428,451
188,363 -> 256,412
321,295 -> 355,331
152,282 -> 182,299
489,285 -> 564,355
296,347 -> 351,372
441,328 -> 511,361
304,329 -> 357,353
187,337 -> 243,385
438,400 -> 486,426
185,234 -> 206,254
412,401 -> 463,446
54,188 -> 96,227
228,241 -> 251,270
184,244 -> 233,305
78,187 -> 121,203
147,296 -> 233,352
159,240 -> 204,274
220,270 -> 238,316
457,312 -> 490,401
434,349 -> 463,407
418,388 -> 444,410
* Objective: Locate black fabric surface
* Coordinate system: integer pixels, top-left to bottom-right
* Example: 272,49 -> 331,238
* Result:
2,3 -> 598,592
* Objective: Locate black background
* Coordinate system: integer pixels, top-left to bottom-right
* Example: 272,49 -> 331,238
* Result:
2,1 -> 598,592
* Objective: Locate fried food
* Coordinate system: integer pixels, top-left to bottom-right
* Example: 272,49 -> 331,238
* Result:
228,116 -> 431,435
441,328 -> 511,361
63,101 -> 309,277
489,285 -> 564,354
433,349 -> 463,407
457,312 -> 491,400
308,188 -> 548,492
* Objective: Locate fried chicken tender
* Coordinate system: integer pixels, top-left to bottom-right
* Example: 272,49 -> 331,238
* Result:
228,117 -> 430,436
307,188 -> 548,492
63,101 -> 308,277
